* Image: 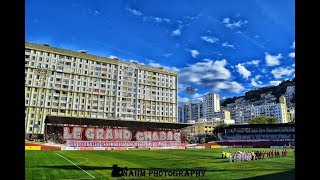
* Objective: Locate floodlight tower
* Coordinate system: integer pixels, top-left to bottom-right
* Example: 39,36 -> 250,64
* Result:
185,87 -> 195,122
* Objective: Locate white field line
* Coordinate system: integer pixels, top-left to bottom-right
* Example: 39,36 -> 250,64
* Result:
56,153 -> 95,180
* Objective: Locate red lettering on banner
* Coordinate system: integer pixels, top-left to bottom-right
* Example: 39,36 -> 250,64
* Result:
85,128 -> 95,140
95,128 -> 105,140
152,131 -> 159,141
144,131 -> 152,141
63,126 -> 72,140
62,126 -> 181,141
167,131 -> 173,141
174,132 -> 181,141
123,129 -> 132,141
105,128 -> 114,140
114,129 -> 123,141
159,131 -> 167,141
135,131 -> 144,141
72,127 -> 82,140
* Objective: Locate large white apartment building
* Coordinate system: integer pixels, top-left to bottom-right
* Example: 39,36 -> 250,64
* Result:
25,42 -> 178,135
203,93 -> 220,120
234,103 -> 287,124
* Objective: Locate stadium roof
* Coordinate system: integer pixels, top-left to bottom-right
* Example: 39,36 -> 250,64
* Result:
45,115 -> 193,129
221,123 -> 295,130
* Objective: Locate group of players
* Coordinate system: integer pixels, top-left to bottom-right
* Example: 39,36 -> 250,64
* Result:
221,149 -> 288,163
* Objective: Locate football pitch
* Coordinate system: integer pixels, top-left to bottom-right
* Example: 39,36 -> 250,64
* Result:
26,148 -> 295,179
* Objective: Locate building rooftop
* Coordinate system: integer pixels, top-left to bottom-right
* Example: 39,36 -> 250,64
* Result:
25,42 -> 178,76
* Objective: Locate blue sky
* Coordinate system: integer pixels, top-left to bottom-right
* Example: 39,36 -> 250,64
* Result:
26,0 -> 295,104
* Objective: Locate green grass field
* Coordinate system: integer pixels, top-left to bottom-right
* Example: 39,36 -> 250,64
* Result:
26,148 -> 295,179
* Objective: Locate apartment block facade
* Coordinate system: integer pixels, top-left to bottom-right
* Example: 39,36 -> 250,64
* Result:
213,110 -> 231,120
203,93 -> 220,120
178,104 -> 189,123
178,102 -> 203,123
234,103 -> 287,124
25,42 -> 178,135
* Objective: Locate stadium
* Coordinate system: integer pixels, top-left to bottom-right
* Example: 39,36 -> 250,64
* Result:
26,115 -> 295,179
25,43 -> 295,179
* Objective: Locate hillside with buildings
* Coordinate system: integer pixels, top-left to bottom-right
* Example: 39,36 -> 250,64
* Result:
179,79 -> 295,137
221,78 -> 295,107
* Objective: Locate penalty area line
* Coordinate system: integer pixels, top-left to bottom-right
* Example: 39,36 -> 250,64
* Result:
56,153 -> 95,180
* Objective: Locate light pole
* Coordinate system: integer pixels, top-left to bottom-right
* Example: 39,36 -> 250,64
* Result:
185,87 -> 195,123
32,67 -> 51,140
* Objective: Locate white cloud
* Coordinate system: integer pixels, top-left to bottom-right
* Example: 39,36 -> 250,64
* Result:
222,17 -> 248,29
250,79 -> 259,87
171,28 -> 181,36
222,42 -> 235,49
250,75 -> 263,87
163,18 -> 170,22
153,17 -> 163,22
178,97 -> 189,104
148,61 -> 179,72
193,93 -> 204,102
213,81 -> 245,94
88,9 -> 102,16
261,69 -> 267,73
255,75 -> 262,80
94,10 -> 101,15
236,64 -> 251,79
108,55 -> 118,59
190,50 -> 199,58
223,18 -> 230,23
178,59 -> 244,94
144,16 -> 171,23
201,36 -> 219,43
242,60 -> 261,66
288,52 -> 295,58
291,42 -> 295,49
265,53 -> 282,66
271,67 -> 295,79
269,81 -> 282,86
292,63 -> 295,67
127,8 -> 142,16
163,53 -> 173,58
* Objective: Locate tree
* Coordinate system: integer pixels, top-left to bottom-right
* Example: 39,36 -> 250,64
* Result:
266,117 -> 278,124
250,116 -> 268,124
250,116 -> 278,124
199,137 -> 206,144
209,123 -> 229,141
213,123 -> 228,133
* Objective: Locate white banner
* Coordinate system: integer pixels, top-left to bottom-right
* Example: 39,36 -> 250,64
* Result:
66,140 -> 182,147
